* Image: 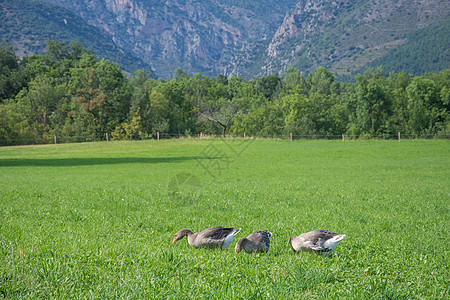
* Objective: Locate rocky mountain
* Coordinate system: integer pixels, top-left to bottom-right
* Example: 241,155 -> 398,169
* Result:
258,0 -> 450,79
0,0 -> 156,76
37,0 -> 298,78
1,0 -> 449,79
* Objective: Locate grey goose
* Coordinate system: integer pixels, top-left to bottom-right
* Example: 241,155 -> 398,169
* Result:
173,226 -> 241,249
289,230 -> 346,256
235,230 -> 272,254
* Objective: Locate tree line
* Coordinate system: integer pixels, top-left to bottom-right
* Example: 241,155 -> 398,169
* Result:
0,41 -> 448,145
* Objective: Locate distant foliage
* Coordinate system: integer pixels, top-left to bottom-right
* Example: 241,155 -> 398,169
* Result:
0,41 -> 449,145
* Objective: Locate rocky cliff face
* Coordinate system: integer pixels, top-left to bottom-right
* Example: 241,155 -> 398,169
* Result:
259,0 -> 450,77
42,0 -> 290,78
37,0 -> 450,79
267,1 -> 348,58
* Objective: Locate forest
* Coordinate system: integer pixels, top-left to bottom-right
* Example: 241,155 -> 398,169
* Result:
0,41 -> 449,145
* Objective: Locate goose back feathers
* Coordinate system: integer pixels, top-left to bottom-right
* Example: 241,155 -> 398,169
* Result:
235,230 -> 272,254
173,226 -> 241,249
289,230 -> 346,256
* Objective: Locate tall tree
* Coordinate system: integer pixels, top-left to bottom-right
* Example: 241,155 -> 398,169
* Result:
306,67 -> 339,96
129,69 -> 152,116
406,77 -> 443,134
199,97 -> 246,137
253,74 -> 282,100
280,87 -> 316,136
0,42 -> 25,101
282,66 -> 307,94
354,68 -> 392,135
24,75 -> 68,131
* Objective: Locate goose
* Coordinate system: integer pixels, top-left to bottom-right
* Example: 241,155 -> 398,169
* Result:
289,230 -> 346,256
235,230 -> 272,254
172,226 -> 241,249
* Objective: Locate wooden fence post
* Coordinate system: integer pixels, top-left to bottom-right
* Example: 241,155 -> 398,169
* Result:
244,132 -> 246,139
54,135 -> 57,144
157,131 -> 160,140
200,132 -> 203,139
290,133 -> 293,141
398,132 -> 401,142
106,132 -> 109,141
342,133 -> 345,142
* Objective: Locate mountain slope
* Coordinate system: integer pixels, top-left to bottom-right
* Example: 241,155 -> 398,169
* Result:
257,0 -> 450,78
0,0 -> 155,76
1,0 -> 449,79
364,19 -> 450,75
40,0 -> 298,79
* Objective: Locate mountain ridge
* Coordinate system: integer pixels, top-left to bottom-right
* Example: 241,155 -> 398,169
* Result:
254,0 -> 449,79
0,0 -> 156,77
1,0 -> 448,79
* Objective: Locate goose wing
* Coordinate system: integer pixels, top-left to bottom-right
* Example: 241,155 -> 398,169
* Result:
299,230 -> 333,249
200,226 -> 236,240
300,230 -> 336,241
301,230 -> 344,251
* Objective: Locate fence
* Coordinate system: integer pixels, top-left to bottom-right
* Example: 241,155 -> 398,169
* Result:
1,131 -> 449,147
158,132 -> 450,141
0,134 -> 107,146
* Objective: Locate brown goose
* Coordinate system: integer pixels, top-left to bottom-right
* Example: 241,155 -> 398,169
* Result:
289,230 -> 346,256
235,230 -> 272,254
172,226 -> 241,249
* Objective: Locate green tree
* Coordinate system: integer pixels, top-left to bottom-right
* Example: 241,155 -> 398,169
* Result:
173,67 -> 189,81
199,96 -> 245,136
406,77 -> 444,134
306,67 -> 339,96
283,67 -> 306,88
253,74 -> 282,100
280,87 -> 316,136
111,108 -> 143,140
129,69 -> 153,116
0,99 -> 35,145
0,42 -> 27,101
199,76 -> 254,136
388,72 -> 412,133
242,102 -> 283,136
68,56 -> 131,137
354,68 -> 392,135
25,75 -> 68,132
147,90 -> 170,136
154,79 -> 193,135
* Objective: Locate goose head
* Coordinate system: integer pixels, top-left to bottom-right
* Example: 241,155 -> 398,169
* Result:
172,228 -> 193,244
234,237 -> 247,254
289,236 -> 297,252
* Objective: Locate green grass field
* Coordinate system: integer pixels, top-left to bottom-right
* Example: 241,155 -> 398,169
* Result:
0,139 -> 449,299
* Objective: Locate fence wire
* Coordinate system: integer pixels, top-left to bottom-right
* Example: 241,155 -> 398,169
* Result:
1,132 -> 449,147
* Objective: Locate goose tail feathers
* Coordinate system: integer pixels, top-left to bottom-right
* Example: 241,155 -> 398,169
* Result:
222,228 -> 241,249
323,234 -> 346,251
333,234 -> 346,243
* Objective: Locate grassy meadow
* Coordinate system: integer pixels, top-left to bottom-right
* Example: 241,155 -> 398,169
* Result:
0,139 -> 449,299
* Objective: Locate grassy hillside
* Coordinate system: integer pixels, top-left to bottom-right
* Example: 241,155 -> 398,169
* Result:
0,139 -> 448,298
0,0 -> 155,76
364,20 -> 450,76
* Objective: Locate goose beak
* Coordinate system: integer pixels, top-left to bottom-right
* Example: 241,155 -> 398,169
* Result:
172,238 -> 177,244
235,251 -> 238,255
